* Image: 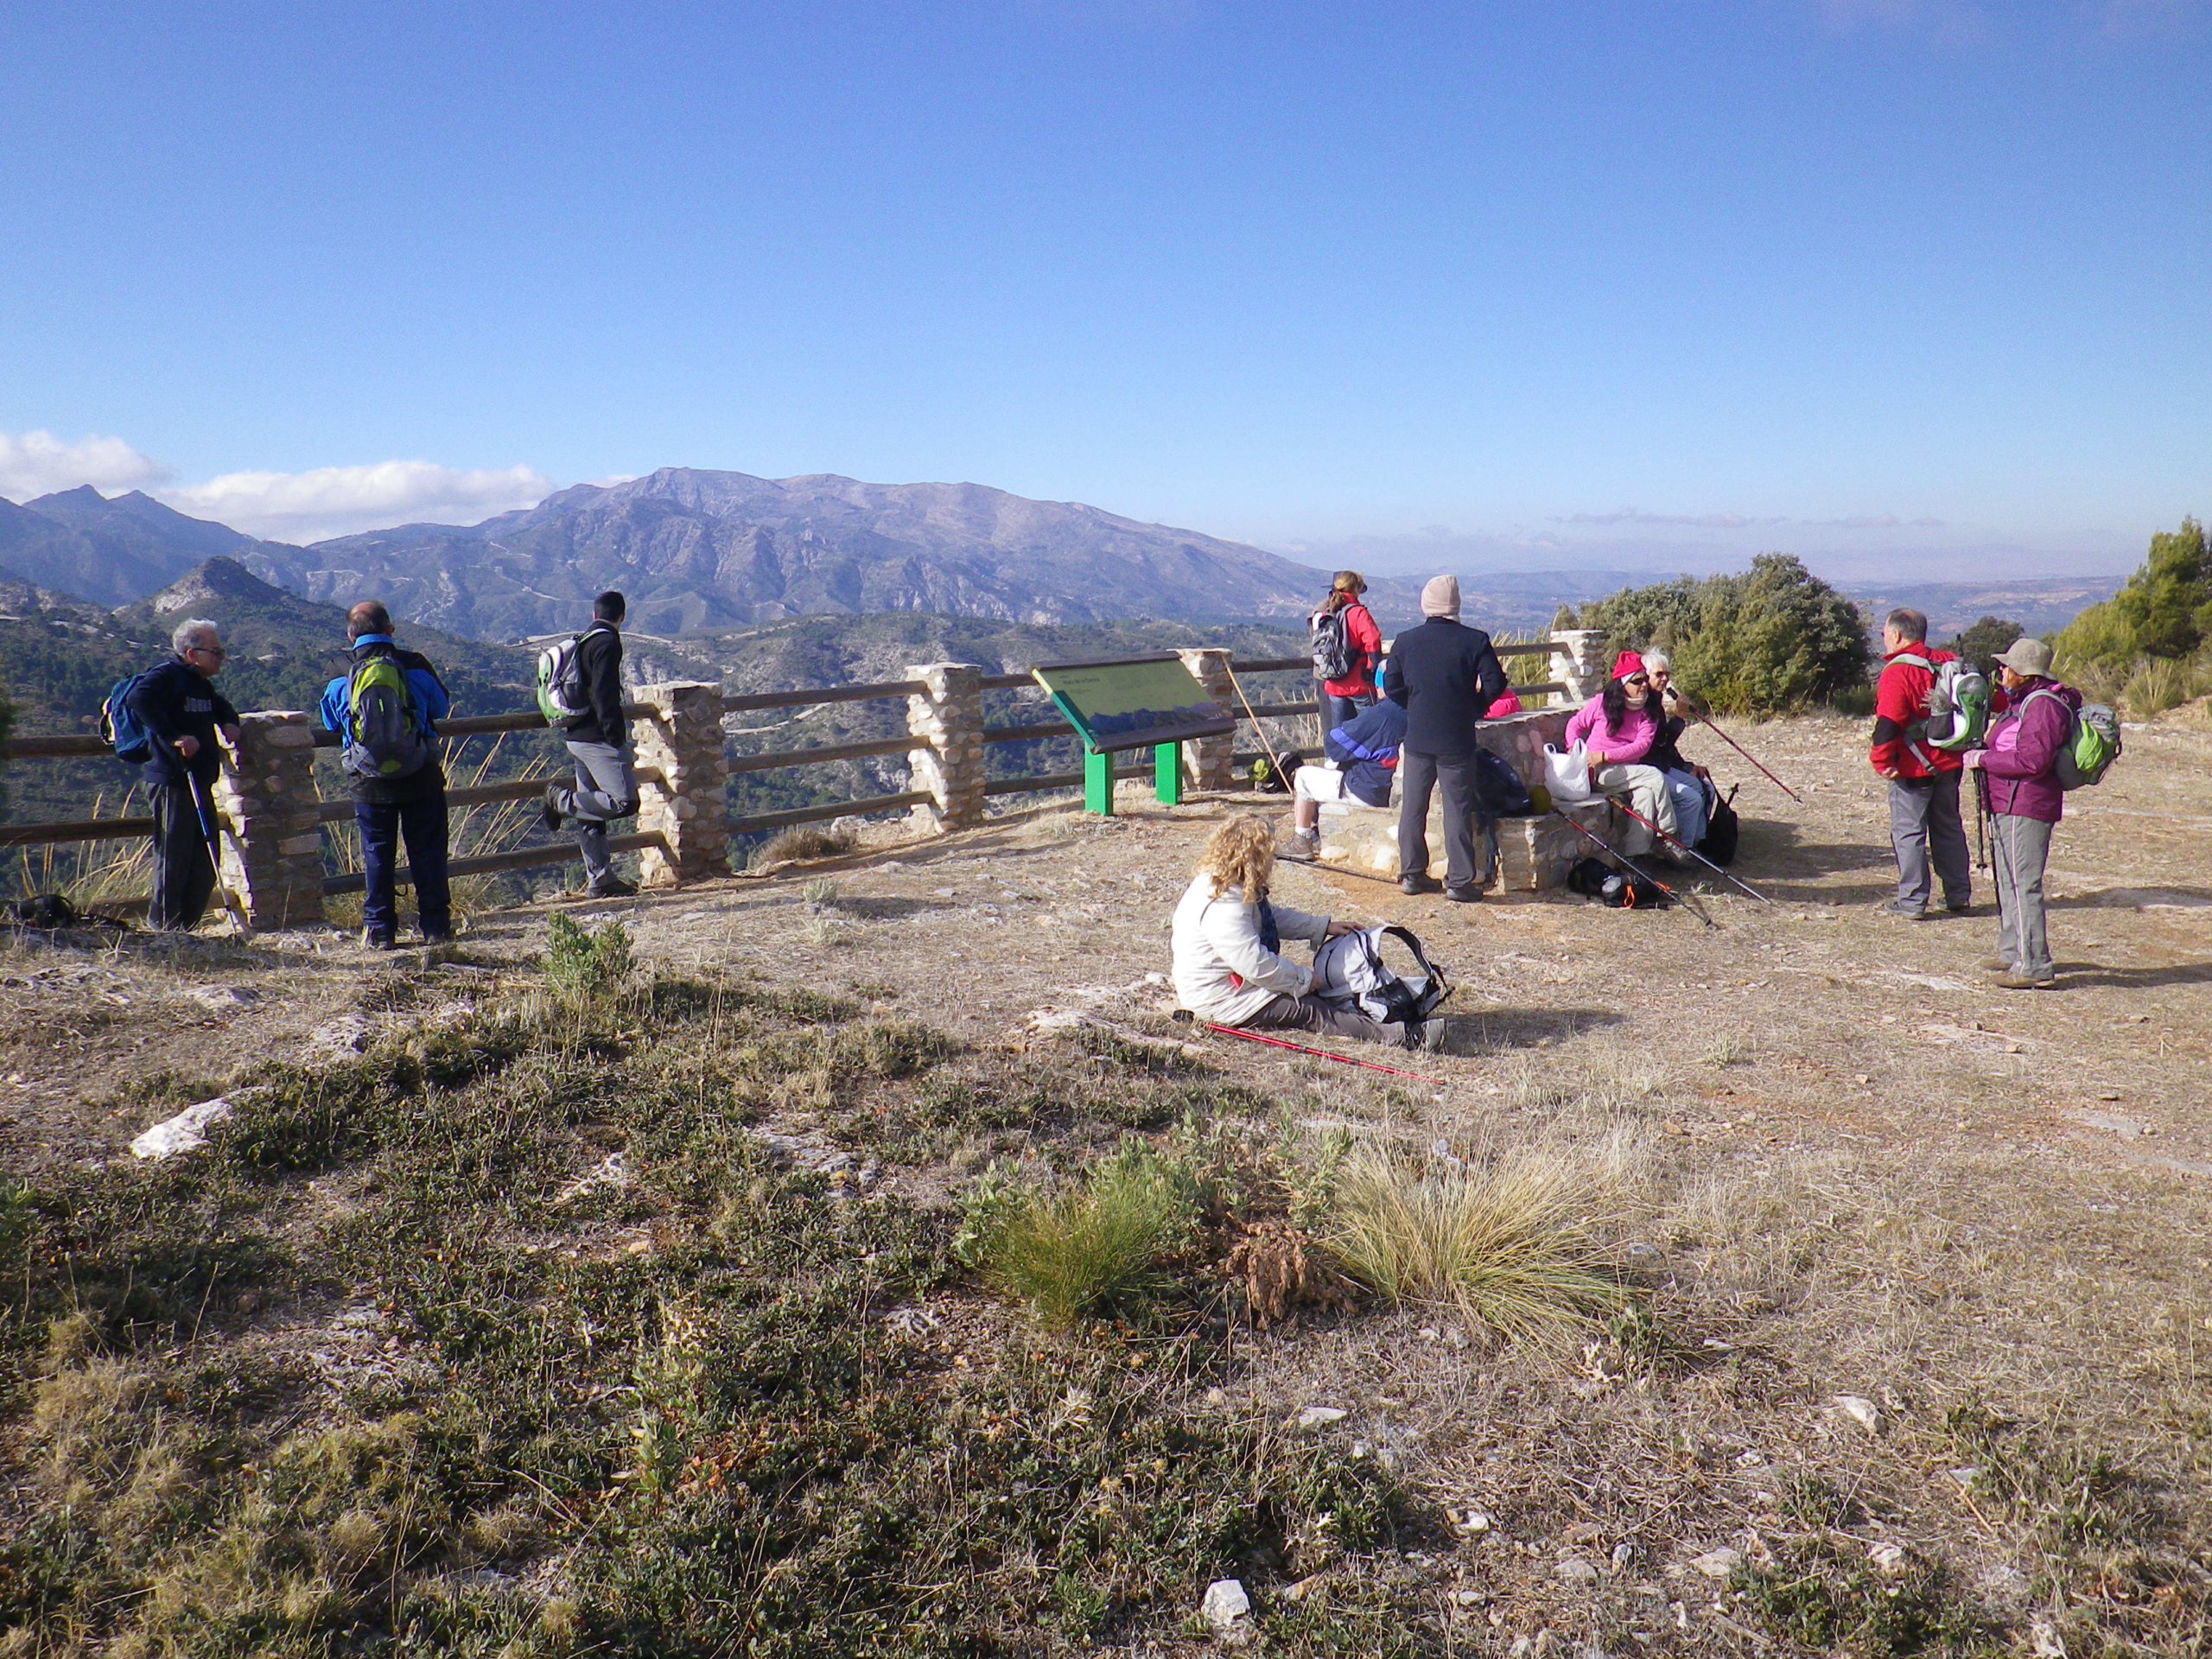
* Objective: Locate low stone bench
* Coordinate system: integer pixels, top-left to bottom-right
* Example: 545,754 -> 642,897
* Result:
1302,705 -> 1618,893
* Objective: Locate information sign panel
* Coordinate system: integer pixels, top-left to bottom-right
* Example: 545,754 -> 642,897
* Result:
1029,655 -> 1234,753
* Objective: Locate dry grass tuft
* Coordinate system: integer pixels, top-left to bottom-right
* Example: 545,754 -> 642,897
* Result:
751,823 -> 855,868
1320,1149 -> 1624,1342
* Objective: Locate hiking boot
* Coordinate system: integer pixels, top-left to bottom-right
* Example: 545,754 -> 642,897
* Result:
585,874 -> 639,899
1879,900 -> 1930,920
1281,832 -> 1319,861
1945,899 -> 1975,916
362,930 -> 396,951
1994,970 -> 2056,991
540,785 -> 566,832
421,929 -> 454,946
1398,874 -> 1440,896
1978,955 -> 2014,974
1445,884 -> 1484,904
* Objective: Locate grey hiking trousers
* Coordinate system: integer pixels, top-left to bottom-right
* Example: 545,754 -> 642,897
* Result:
556,740 -> 639,884
1244,992 -> 1413,1048
1991,812 -> 2056,981
1887,772 -> 1971,913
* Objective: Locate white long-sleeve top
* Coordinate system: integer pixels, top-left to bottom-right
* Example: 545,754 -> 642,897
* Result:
1170,874 -> 1332,1024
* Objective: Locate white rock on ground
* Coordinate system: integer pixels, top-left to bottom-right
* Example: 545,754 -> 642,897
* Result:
1832,1394 -> 1883,1431
1868,1542 -> 1909,1576
1202,1579 -> 1251,1629
1553,1557 -> 1600,1585
130,1097 -> 234,1160
1294,1405 -> 1348,1429
1688,1547 -> 1745,1580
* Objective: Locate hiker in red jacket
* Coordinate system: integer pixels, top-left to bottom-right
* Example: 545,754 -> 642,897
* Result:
1312,572 -> 1383,733
1869,608 -> 1972,920
1963,638 -> 2078,989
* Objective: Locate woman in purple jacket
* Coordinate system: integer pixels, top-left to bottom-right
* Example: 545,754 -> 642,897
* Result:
1963,638 -> 2079,989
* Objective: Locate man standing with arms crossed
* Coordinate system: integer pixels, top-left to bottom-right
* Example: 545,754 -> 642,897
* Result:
542,590 -> 639,899
1384,575 -> 1509,901
1869,607 -> 1972,919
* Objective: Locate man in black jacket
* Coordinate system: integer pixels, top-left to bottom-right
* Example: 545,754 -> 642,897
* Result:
126,618 -> 242,931
1382,575 -> 1509,899
542,590 -> 639,899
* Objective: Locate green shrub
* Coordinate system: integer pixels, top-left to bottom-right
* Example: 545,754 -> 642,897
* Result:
1578,554 -> 1872,715
2056,518 -> 2212,707
545,912 -> 632,999
967,1149 -> 1197,1327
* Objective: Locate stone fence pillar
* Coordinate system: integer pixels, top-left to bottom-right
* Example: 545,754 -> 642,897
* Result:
216,711 -> 326,929
1551,629 -> 1611,704
906,664 -> 985,834
1175,648 -> 1236,791
632,683 -> 730,888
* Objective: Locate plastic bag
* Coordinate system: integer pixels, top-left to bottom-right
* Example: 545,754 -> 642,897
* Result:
1542,741 -> 1592,803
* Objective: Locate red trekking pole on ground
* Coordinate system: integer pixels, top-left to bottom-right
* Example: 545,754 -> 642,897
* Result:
1686,707 -> 1802,804
1550,809 -> 1717,930
1171,1011 -> 1444,1084
1604,795 -> 1776,906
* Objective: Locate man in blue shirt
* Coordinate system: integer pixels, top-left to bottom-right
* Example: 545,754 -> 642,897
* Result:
1282,698 -> 1406,861
319,601 -> 454,949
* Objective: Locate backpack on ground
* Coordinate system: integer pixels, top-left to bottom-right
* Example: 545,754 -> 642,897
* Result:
1248,755 -> 1291,793
1312,925 -> 1452,1027
99,673 -> 155,764
1310,608 -> 1357,683
536,625 -> 603,725
1566,856 -> 1671,909
1893,652 -> 1989,753
2024,689 -> 2121,790
342,648 -> 432,782
1473,748 -> 1535,817
1696,783 -> 1741,866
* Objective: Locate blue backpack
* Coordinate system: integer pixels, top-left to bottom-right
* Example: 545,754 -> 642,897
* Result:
99,674 -> 156,764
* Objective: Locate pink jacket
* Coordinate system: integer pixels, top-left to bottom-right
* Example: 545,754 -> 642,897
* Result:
1564,697 -> 1659,765
1977,678 -> 2079,824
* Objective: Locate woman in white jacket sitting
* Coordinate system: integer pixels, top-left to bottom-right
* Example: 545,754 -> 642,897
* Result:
1172,815 -> 1432,1049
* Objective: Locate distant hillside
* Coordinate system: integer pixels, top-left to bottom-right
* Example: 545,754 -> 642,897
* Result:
1844,575 -> 2118,641
240,468 -> 1415,639
0,487 -> 308,607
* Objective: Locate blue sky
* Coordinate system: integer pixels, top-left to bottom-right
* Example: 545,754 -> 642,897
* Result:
1,0 -> 2205,575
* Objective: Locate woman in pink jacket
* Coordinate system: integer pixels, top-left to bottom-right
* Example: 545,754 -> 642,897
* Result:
1963,637 -> 2078,989
1563,651 -> 1680,855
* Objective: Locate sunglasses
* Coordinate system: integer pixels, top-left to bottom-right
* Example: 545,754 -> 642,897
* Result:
1624,673 -> 1649,684
189,645 -> 228,659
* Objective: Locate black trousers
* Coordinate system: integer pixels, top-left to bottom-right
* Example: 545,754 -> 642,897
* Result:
1396,749 -> 1489,890
149,780 -> 218,931
356,787 -> 452,941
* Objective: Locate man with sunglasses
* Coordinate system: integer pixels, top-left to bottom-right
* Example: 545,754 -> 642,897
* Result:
125,618 -> 241,931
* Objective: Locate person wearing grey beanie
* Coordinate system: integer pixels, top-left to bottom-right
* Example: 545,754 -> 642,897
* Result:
1383,575 -> 1510,899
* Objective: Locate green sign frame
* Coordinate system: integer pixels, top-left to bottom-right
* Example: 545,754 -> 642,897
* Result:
1029,654 -> 1234,816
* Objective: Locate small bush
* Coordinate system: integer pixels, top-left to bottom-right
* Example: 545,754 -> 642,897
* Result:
967,1150 -> 1197,1327
1320,1150 -> 1623,1341
750,823 -> 855,868
545,913 -> 632,999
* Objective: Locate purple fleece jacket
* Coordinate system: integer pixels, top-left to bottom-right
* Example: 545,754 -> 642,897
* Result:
1976,677 -> 2080,824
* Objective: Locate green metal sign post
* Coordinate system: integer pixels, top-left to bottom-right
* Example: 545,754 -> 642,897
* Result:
1033,655 -> 1233,818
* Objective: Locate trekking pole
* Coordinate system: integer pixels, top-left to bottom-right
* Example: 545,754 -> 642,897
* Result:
1172,1011 -> 1443,1084
1549,808 -> 1718,930
1604,794 -> 1777,906
188,768 -> 255,941
1687,708 -> 1802,804
1222,661 -> 1293,791
1973,768 -> 1989,873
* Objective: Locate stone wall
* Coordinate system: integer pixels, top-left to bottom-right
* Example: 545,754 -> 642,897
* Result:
216,712 -> 326,928
632,683 -> 731,888
906,664 -> 986,833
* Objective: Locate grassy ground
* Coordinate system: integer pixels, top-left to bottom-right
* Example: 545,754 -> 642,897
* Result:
3,712 -> 2210,1656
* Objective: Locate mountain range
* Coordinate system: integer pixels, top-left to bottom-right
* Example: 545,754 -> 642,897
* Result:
0,467 -> 2119,646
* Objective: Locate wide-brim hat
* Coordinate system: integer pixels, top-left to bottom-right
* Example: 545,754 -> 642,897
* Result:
1996,638 -> 2053,677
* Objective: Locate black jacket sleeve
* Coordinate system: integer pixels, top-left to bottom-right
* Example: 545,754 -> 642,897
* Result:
1471,633 -> 1508,712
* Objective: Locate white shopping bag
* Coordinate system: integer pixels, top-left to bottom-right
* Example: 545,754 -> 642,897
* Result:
1542,741 -> 1592,803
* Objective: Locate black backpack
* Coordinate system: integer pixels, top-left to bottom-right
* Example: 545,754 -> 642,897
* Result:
1696,785 -> 1741,867
1311,608 -> 1357,683
1473,749 -> 1535,817
1566,856 -> 1671,909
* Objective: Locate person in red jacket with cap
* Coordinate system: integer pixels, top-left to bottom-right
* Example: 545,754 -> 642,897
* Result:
1869,607 -> 1972,920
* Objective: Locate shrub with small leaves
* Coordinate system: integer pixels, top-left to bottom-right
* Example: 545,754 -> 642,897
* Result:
545,913 -> 632,999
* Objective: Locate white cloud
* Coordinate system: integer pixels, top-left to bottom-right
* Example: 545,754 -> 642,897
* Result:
163,461 -> 554,543
0,429 -> 173,500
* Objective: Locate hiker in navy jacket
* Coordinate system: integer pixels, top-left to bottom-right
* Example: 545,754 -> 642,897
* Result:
1282,698 -> 1405,860
539,590 -> 639,899
1382,575 -> 1509,899
320,601 -> 453,950
126,618 -> 240,931
1962,637 -> 2078,990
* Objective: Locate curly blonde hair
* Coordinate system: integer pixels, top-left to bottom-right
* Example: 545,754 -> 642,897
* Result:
1197,814 -> 1276,900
